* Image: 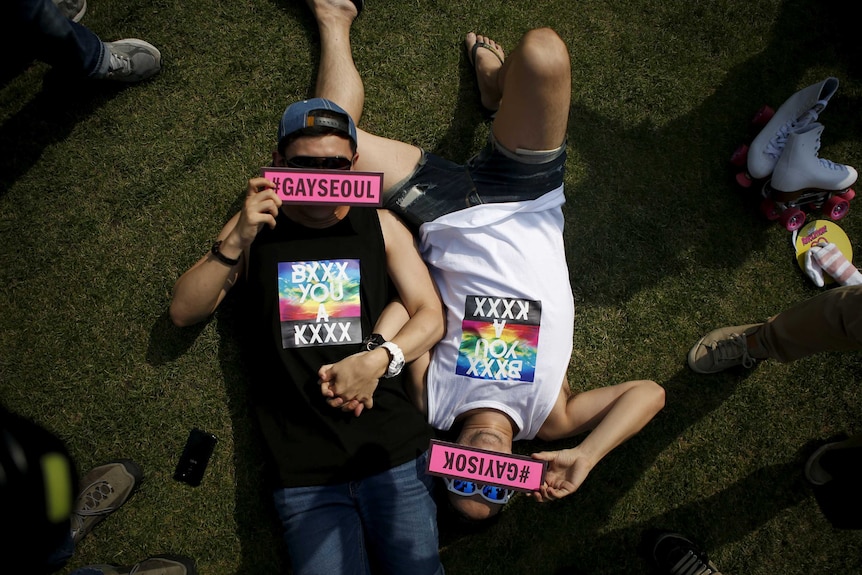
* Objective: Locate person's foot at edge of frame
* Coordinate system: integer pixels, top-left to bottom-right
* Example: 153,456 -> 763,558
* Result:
305,0 -> 362,23
465,32 -> 505,112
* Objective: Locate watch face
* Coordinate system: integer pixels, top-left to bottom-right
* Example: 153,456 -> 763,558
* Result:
363,333 -> 385,351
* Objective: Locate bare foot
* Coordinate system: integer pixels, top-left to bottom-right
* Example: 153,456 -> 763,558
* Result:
465,32 -> 505,112
305,0 -> 361,23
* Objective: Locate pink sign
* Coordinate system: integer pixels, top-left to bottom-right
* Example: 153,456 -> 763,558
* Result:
426,439 -> 547,492
261,167 -> 383,206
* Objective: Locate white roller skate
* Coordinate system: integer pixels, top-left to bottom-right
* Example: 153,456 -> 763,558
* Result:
760,122 -> 857,231
732,77 -> 839,186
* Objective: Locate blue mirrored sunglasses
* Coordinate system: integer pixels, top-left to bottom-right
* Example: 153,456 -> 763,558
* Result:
444,477 -> 515,505
285,156 -> 353,170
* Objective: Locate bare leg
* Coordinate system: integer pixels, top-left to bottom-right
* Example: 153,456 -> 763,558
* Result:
305,0 -> 422,191
305,0 -> 364,122
466,28 -> 571,153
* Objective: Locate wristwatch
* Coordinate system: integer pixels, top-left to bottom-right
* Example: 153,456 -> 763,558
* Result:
379,341 -> 405,378
361,333 -> 386,351
210,240 -> 241,266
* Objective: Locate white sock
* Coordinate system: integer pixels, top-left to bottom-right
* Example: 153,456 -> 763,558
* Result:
809,242 -> 862,286
804,248 -> 826,287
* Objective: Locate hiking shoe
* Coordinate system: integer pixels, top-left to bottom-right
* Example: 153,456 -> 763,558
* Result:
104,39 -> 162,83
79,554 -> 197,575
641,529 -> 723,575
53,0 -> 87,22
686,324 -> 761,374
70,459 -> 143,544
806,441 -> 840,485
805,433 -> 862,486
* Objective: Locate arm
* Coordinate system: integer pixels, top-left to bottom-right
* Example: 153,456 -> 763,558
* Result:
169,177 -> 281,327
376,208 -> 445,360
530,379 -> 665,502
319,209 -> 444,413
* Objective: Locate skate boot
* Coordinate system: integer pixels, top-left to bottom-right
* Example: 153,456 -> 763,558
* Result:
760,122 -> 857,231
734,77 -> 839,186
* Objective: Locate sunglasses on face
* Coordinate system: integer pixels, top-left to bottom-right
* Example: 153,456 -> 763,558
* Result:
444,477 -> 515,505
284,156 -> 353,170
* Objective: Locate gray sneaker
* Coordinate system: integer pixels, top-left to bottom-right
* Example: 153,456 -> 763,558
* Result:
53,0 -> 86,22
687,324 -> 761,374
104,39 -> 162,83
70,459 -> 143,544
79,554 -> 197,575
805,434 -> 862,486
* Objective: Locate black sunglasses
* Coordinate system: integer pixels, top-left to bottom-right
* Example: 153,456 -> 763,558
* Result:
285,156 -> 353,171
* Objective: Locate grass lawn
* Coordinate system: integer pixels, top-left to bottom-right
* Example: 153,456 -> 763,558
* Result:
2,0 -> 861,573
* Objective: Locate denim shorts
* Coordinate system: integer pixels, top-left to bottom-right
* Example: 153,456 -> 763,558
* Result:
382,132 -> 566,231
272,451 -> 443,575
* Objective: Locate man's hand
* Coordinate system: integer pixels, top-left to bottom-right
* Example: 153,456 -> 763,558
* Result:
319,349 -> 388,416
231,177 -> 282,249
528,447 -> 594,503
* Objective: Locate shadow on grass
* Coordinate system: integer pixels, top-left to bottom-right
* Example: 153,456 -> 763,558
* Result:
141,0 -> 862,572
435,368 -> 820,573
146,302 -> 287,574
427,0 -> 862,309
214,292 -> 289,575
0,68 -> 127,195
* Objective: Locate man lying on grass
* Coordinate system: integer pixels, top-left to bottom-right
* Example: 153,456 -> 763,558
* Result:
302,0 -> 666,522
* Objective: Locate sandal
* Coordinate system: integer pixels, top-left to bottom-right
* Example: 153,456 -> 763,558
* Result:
466,38 -> 504,118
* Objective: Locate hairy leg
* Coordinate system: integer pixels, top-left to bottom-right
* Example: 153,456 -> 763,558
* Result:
306,0 -> 364,122
304,0 -> 422,191
468,27 -> 571,153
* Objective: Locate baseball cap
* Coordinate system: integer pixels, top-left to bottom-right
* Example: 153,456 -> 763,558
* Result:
277,98 -> 358,150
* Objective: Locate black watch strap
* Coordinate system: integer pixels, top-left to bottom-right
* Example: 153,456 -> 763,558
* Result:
361,333 -> 386,351
211,240 -> 241,266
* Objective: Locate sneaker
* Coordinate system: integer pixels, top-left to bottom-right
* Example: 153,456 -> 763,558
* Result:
53,0 -> 87,22
686,324 -> 761,374
641,529 -> 723,575
805,433 -> 862,486
104,39 -> 162,83
71,459 -> 143,544
806,442 -> 838,485
79,554 -> 197,575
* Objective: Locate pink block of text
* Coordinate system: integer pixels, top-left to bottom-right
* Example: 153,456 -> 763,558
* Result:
261,167 -> 383,206
426,439 -> 546,492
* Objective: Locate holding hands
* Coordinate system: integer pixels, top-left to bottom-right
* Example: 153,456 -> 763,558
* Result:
319,348 -> 389,416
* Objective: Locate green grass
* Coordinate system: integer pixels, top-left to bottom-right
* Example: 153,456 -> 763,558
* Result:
2,0 -> 861,573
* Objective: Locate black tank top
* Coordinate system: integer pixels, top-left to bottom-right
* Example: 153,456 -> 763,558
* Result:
243,207 -> 431,487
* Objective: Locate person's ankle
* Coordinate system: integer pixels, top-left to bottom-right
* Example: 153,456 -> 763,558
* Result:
745,332 -> 768,359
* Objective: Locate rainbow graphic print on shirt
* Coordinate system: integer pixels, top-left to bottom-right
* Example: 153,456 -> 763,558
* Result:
455,295 -> 542,382
277,259 -> 362,349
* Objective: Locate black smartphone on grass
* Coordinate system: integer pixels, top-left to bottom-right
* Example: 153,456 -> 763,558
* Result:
173,428 -> 217,487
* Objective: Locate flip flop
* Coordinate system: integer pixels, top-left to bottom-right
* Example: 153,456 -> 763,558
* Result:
467,39 -> 504,117
468,40 -> 504,69
352,0 -> 364,16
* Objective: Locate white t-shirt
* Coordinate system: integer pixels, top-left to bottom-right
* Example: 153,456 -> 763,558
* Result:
419,186 -> 574,440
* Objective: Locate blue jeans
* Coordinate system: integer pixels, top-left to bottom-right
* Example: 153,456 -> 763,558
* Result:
383,132 -> 567,230
273,451 -> 443,575
7,0 -> 109,78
